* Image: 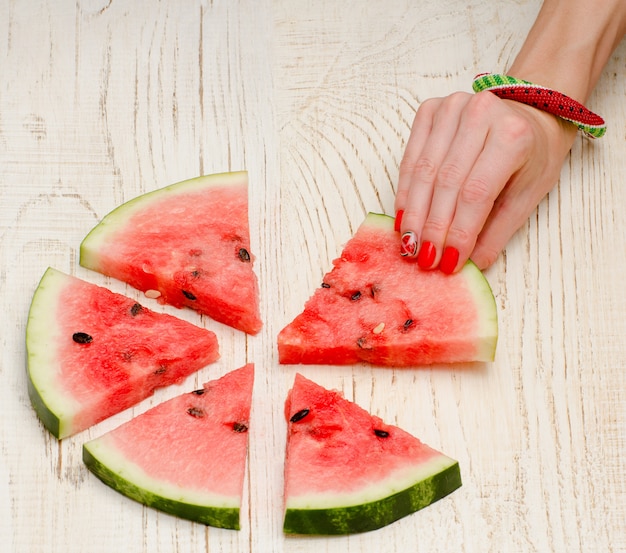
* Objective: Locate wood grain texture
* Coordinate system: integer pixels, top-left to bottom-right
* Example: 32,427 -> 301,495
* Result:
1,1 -> 625,552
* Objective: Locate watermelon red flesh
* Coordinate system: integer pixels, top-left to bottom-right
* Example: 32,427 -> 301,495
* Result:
83,364 -> 254,529
283,374 -> 461,535
278,213 -> 497,366
80,172 -> 262,335
26,267 -> 220,439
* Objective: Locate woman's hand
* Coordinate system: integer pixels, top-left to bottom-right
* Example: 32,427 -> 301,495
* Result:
395,90 -> 577,272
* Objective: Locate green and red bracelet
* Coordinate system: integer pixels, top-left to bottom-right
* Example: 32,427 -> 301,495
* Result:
472,73 -> 606,139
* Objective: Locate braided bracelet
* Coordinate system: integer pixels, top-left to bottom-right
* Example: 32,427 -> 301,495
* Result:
472,73 -> 606,139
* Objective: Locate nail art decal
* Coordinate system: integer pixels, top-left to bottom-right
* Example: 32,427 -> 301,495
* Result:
400,231 -> 418,257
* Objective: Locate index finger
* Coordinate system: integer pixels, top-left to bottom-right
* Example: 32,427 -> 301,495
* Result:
395,98 -> 439,212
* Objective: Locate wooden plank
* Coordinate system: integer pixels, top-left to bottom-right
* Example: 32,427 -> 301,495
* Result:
1,0 -> 625,551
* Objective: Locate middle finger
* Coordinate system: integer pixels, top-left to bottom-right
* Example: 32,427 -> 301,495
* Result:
400,92 -> 472,259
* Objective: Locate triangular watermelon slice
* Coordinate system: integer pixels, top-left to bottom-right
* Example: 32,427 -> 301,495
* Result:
283,373 -> 461,535
26,267 -> 220,439
83,364 -> 254,530
80,171 -> 262,335
278,212 -> 497,366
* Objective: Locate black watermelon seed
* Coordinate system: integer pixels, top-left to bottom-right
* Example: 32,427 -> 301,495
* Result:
130,303 -> 143,316
290,408 -> 310,423
182,290 -> 197,301
191,389 -> 205,395
191,270 -> 201,278
356,337 -> 367,349
403,319 -> 414,330
238,248 -> 251,262
154,365 -> 167,375
72,332 -> 93,344
187,407 -> 205,418
321,282 -> 331,288
374,429 -> 390,438
350,291 -> 362,301
233,421 -> 249,433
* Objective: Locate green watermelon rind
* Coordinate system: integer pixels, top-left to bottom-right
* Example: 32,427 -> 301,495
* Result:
26,268 -> 83,439
79,171 -> 248,271
27,376 -> 63,439
457,259 -> 498,362
283,458 -> 461,535
83,437 -> 241,529
366,212 -> 498,362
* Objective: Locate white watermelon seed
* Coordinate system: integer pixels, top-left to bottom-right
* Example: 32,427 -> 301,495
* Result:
373,322 -> 385,334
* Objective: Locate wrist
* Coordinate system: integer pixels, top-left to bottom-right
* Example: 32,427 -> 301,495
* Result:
508,47 -> 600,104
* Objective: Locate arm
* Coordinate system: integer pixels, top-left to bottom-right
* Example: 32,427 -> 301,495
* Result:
509,0 -> 626,102
395,0 -> 626,272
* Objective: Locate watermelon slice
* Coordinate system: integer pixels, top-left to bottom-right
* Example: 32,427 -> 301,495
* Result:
26,267 -> 220,439
83,364 -> 254,529
80,171 -> 262,335
278,213 -> 497,366
283,373 -> 461,535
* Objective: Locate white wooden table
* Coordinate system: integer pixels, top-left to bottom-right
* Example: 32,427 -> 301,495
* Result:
2,1 -> 625,551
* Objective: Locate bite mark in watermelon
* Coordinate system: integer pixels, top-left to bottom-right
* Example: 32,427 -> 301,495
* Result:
278,213 -> 497,366
83,364 -> 254,529
80,171 -> 262,335
283,373 -> 461,535
26,267 -> 220,439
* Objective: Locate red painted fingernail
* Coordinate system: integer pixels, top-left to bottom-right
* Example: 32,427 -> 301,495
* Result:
394,210 -> 404,232
439,246 -> 459,274
417,241 -> 436,269
400,231 -> 417,257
